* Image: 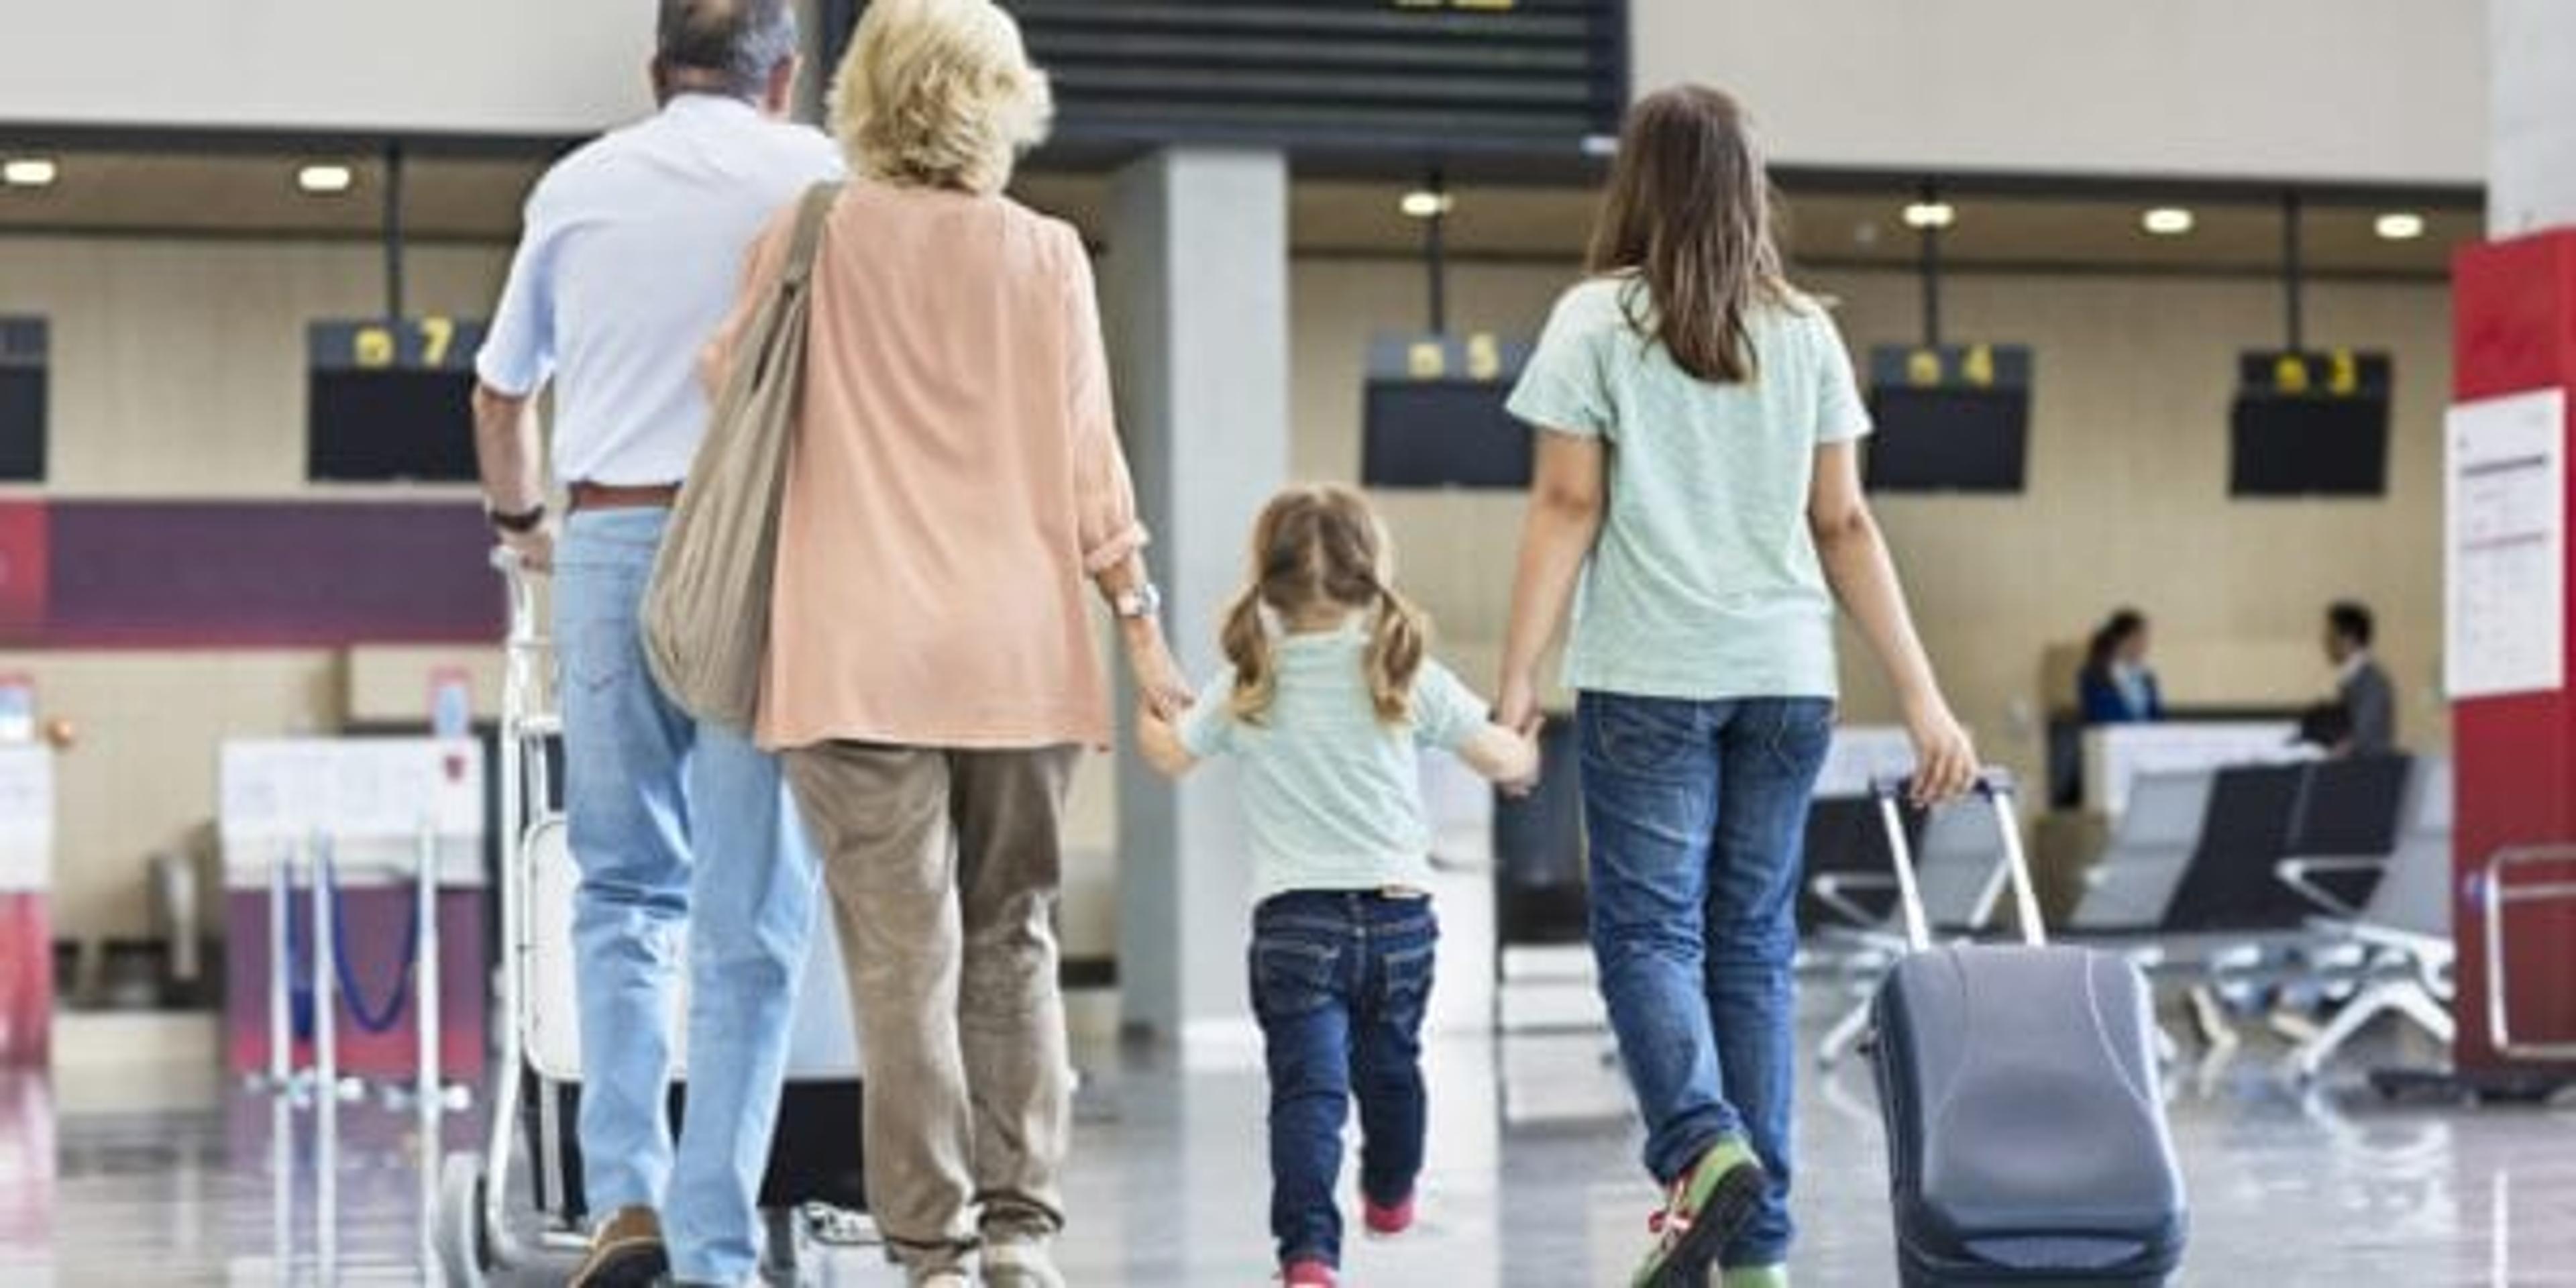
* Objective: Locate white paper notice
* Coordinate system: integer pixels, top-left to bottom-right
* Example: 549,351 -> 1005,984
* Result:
0,746 -> 52,892
2447,389 -> 2567,700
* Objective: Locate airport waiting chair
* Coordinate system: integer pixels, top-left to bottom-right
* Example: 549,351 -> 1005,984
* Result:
2158,762 -> 2314,932
1810,800 -> 2012,1067
2068,768 -> 2218,933
2275,757 -> 2455,1077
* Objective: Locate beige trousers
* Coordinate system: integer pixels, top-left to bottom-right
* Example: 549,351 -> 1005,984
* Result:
782,741 -> 1079,1273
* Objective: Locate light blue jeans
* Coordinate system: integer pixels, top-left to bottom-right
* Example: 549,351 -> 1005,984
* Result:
555,508 -> 822,1286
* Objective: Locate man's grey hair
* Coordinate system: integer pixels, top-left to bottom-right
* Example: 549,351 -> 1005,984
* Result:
657,0 -> 800,99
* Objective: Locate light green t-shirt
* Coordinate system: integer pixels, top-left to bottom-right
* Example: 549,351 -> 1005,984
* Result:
1177,625 -> 1490,904
1505,275 -> 1872,701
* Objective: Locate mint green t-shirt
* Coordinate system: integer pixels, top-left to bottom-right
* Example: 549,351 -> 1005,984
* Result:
1505,275 -> 1872,701
1177,625 -> 1490,903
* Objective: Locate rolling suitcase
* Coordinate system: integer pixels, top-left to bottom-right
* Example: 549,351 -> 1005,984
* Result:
1868,773 -> 2186,1287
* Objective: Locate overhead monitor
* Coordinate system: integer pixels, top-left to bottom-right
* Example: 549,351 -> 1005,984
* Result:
307,317 -> 487,484
2229,349 -> 2392,498
1864,343 -> 2034,493
0,319 -> 44,484
1362,332 -> 1534,491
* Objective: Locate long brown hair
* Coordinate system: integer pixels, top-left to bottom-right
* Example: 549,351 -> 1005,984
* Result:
1587,85 -> 1792,384
1218,486 -> 1429,727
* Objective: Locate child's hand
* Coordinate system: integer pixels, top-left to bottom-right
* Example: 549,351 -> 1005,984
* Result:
1496,714 -> 1546,797
1134,700 -> 1200,777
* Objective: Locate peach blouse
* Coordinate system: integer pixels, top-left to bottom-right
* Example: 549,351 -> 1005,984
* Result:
706,182 -> 1146,751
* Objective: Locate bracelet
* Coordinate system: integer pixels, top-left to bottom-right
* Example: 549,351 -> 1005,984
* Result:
488,502 -> 547,535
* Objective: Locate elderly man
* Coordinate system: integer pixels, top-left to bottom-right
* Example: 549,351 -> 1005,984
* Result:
469,2 -> 841,1284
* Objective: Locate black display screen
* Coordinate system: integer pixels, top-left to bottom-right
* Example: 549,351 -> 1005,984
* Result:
1362,378 -> 1534,490
2229,396 -> 2390,496
1864,386 -> 2031,493
0,368 -> 42,482
306,318 -> 487,484
307,368 -> 480,483
2228,349 -> 2392,498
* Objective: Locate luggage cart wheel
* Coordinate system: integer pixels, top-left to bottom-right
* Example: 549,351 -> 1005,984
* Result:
437,1151 -> 494,1286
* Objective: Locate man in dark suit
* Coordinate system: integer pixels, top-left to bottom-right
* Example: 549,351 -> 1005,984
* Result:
2324,600 -> 2397,755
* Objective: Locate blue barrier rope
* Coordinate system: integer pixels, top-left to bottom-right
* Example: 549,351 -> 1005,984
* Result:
284,885 -> 315,1042
323,854 -> 422,1036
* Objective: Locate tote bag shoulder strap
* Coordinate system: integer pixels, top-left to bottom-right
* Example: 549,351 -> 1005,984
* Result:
781,182 -> 843,290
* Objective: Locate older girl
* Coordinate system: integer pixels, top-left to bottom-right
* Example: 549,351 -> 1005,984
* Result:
1496,87 -> 1977,1288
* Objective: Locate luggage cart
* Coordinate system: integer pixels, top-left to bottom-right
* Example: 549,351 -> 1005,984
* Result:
439,549 -> 871,1286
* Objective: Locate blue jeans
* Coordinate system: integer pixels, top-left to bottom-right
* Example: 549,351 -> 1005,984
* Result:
555,508 -> 822,1286
1249,892 -> 1439,1270
1578,693 -> 1833,1268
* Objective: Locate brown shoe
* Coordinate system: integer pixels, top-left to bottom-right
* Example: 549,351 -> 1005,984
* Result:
567,1205 -> 669,1288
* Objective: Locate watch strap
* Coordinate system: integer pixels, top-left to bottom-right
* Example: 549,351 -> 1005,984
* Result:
490,502 -> 547,535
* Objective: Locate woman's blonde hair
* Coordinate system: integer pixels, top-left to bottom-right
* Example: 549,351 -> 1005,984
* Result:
828,0 -> 1052,195
1220,486 -> 1430,728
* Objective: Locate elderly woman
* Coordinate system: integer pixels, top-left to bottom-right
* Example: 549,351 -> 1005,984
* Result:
703,1 -> 1188,1284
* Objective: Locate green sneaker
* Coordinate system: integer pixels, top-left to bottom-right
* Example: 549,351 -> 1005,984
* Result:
1630,1138 -> 1768,1288
1721,1266 -> 1790,1288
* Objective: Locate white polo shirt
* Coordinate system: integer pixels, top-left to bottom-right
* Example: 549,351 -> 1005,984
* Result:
476,93 -> 843,486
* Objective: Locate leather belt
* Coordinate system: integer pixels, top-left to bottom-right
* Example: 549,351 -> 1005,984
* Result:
567,481 -> 681,513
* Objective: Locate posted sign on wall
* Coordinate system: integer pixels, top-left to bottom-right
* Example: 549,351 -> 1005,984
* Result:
2447,388 -> 2567,700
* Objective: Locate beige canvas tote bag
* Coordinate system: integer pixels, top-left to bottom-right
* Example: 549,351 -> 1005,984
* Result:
641,182 -> 839,732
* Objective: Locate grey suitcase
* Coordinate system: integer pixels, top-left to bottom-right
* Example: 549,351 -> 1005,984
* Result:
1868,773 -> 2187,1287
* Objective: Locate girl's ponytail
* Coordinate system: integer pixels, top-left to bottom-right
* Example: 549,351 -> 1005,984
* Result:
1365,584 -> 1430,724
1221,584 -> 1279,724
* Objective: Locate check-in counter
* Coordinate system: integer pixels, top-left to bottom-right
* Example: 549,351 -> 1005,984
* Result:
2082,722 -> 2304,818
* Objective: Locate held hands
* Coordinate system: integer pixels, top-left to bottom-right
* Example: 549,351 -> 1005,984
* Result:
1499,712 -> 1546,796
1121,621 -> 1195,721
1491,670 -> 1548,797
1903,694 -> 1978,806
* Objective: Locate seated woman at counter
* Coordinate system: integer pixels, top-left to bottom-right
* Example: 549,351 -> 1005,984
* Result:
2078,608 -> 2163,724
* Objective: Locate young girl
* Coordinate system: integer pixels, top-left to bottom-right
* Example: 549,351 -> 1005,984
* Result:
1496,86 -> 1976,1288
1138,485 -> 1540,1288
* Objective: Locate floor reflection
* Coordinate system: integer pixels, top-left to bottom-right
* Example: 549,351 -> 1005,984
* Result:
0,1021 -> 2570,1285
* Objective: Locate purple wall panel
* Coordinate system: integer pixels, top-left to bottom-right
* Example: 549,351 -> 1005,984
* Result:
39,500 -> 502,646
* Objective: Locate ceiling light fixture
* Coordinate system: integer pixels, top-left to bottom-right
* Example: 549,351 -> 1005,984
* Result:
297,163 -> 356,195
1900,201 -> 1956,231
2141,207 -> 2196,236
2373,211 -> 2426,241
1399,189 -> 1454,220
1,158 -> 59,189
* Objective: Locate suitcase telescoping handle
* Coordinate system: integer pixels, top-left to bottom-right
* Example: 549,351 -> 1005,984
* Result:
1869,770 -> 2047,953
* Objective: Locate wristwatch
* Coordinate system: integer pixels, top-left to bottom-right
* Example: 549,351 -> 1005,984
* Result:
488,501 -> 547,535
1113,582 -> 1163,621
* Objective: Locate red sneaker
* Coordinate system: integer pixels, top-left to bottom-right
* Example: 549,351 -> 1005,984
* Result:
1362,1193 -> 1416,1236
1282,1258 -> 1338,1287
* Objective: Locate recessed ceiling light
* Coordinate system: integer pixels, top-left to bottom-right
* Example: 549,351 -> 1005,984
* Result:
1900,201 -> 1956,231
2141,207 -> 2196,236
1399,189 -> 1454,220
2374,211 -> 2426,241
297,163 -> 355,195
1,158 -> 59,189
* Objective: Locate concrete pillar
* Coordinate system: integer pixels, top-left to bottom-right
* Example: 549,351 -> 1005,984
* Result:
1105,148 -> 1291,1057
2490,0 -> 2576,236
